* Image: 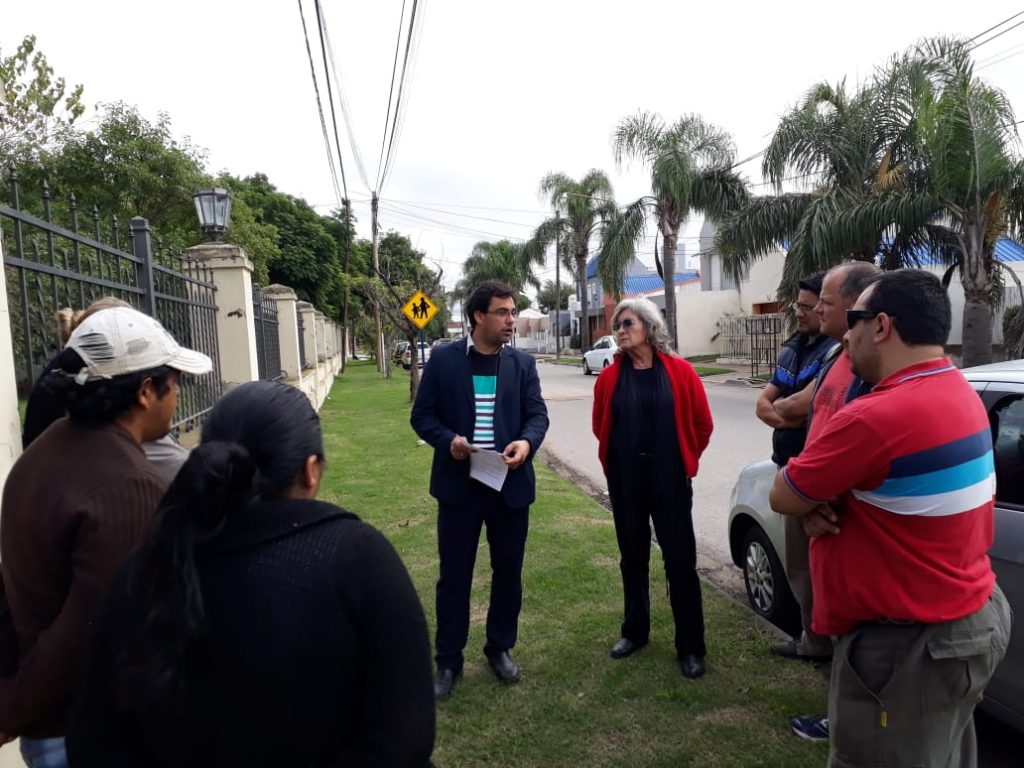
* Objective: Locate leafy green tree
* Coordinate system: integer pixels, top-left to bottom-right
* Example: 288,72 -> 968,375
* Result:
523,170 -> 618,351
0,34 -> 84,164
351,229 -> 443,398
607,112 -> 748,347
453,239 -> 543,302
536,279 -> 571,312
43,103 -> 208,245
228,174 -> 345,317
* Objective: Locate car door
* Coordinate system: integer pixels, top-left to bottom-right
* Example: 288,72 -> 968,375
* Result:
975,380 -> 1024,731
586,337 -> 608,367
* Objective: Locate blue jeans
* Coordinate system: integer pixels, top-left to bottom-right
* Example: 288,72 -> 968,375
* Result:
20,737 -> 67,768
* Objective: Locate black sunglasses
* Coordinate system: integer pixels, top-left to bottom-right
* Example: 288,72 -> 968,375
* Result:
846,309 -> 881,330
612,318 -> 639,331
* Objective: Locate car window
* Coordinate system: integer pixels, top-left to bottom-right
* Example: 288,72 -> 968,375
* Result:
991,395 -> 1024,508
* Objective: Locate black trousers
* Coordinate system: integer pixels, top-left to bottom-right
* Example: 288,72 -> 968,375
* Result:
435,481 -> 529,671
607,459 -> 706,658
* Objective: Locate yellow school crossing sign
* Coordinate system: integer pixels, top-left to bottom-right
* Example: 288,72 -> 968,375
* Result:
402,290 -> 438,329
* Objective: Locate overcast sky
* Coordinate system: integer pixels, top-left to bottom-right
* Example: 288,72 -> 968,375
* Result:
4,1 -> 1024,291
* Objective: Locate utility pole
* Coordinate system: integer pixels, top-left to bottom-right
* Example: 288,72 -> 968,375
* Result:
371,192 -> 384,372
554,232 -> 561,359
340,198 -> 352,373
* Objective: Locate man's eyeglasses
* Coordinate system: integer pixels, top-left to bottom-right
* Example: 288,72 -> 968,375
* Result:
846,309 -> 881,330
791,301 -> 816,313
487,308 -> 518,319
612,318 -> 639,331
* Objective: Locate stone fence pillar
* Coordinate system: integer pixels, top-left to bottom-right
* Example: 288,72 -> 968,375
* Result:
185,243 -> 258,387
315,311 -> 327,363
0,237 -> 22,503
297,301 -> 317,375
263,284 -> 301,381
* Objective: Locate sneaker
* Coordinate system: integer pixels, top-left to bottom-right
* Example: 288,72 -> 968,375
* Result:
790,715 -> 829,743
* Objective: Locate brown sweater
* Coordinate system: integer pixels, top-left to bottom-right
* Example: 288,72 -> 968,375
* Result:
0,418 -> 165,737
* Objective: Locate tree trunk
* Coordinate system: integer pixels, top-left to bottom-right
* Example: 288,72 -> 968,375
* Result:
662,229 -> 678,351
576,252 -> 590,352
408,331 -> 421,402
961,290 -> 994,367
960,225 -> 994,368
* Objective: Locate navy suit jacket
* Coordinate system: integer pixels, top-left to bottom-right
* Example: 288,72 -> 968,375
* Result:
410,338 -> 549,508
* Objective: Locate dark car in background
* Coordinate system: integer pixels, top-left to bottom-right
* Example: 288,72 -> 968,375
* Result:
727,360 -> 1024,734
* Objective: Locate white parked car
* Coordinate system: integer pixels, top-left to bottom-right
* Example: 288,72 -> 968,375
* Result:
401,341 -> 431,369
583,335 -> 617,375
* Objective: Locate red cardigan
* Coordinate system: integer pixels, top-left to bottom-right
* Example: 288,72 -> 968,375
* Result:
592,350 -> 714,477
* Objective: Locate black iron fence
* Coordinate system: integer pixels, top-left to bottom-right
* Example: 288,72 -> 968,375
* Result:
715,312 -> 785,378
746,313 -> 784,378
252,283 -> 283,381
1,167 -> 222,433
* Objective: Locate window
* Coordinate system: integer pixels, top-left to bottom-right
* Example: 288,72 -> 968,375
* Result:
991,395 -> 1024,507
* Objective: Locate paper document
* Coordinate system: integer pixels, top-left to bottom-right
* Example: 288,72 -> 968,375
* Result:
469,449 -> 509,492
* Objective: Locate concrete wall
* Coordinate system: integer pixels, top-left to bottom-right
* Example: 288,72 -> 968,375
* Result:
739,251 -> 785,311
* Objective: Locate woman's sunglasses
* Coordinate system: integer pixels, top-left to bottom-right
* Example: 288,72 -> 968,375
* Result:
612,319 -> 639,331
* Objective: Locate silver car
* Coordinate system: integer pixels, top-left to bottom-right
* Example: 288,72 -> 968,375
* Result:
727,360 -> 1024,733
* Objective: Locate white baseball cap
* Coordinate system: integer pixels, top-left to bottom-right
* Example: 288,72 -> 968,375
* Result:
66,306 -> 214,383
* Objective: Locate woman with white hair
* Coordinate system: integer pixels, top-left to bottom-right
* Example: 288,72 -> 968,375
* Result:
591,298 -> 714,678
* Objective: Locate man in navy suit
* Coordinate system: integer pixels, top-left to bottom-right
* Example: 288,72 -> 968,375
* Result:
411,281 -> 549,700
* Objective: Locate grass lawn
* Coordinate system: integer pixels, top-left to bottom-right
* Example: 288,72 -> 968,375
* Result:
692,366 -> 734,377
318,362 -> 828,768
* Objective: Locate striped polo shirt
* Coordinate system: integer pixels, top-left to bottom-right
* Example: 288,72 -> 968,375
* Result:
783,358 -> 996,636
466,335 -> 500,450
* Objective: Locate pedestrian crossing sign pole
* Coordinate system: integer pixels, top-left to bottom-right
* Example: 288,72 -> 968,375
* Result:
397,290 -> 438,370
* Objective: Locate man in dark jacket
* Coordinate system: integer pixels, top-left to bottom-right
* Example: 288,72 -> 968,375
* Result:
756,272 -> 836,467
410,281 -> 549,700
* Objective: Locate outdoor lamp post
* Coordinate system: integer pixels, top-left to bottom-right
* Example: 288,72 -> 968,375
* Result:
192,188 -> 233,240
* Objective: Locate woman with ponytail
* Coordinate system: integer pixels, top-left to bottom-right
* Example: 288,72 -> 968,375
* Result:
65,381 -> 435,767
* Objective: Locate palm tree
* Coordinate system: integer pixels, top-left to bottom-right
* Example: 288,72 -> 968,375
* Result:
605,112 -> 748,347
838,38 -> 1024,365
523,170 -> 620,351
453,239 -> 542,304
715,77 -> 929,301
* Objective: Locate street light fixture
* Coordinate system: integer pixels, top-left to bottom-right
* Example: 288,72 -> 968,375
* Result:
192,188 -> 233,241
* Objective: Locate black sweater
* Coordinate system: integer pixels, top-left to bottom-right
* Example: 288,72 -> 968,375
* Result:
65,499 -> 435,767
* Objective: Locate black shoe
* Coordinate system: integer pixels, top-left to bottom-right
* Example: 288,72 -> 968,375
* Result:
610,637 -> 648,659
434,668 -> 461,700
679,654 -> 705,679
486,651 -> 521,684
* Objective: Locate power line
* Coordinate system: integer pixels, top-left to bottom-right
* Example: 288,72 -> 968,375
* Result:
317,0 -> 372,190
376,0 -> 409,191
969,19 -> 1024,51
967,9 -> 1024,44
313,0 -> 347,201
379,0 -> 424,191
976,43 -> 1024,71
975,38 -> 1024,65
297,0 -> 343,208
